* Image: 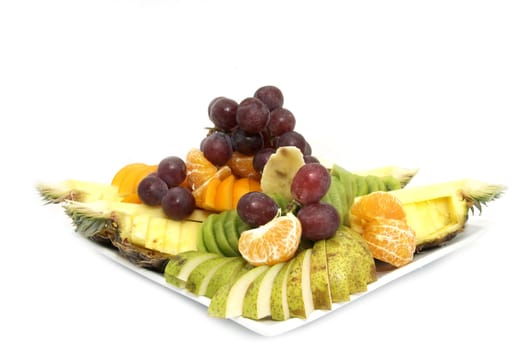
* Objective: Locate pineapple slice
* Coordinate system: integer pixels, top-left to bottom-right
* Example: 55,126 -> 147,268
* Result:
377,179 -> 506,251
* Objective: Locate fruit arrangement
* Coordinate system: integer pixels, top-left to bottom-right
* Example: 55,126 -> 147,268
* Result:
37,85 -> 506,324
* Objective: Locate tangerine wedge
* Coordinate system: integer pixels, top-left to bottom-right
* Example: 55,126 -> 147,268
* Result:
238,213 -> 302,267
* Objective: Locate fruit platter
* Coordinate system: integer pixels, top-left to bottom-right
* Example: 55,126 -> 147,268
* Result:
36,85 -> 506,336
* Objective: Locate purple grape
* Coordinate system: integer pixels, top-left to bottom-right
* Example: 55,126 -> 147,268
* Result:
291,163 -> 331,205
303,155 -> 320,164
162,187 -> 196,220
296,202 -> 340,240
157,156 -> 186,188
254,85 -> 284,111
276,130 -> 308,154
208,97 -> 238,131
138,175 -> 169,206
237,191 -> 279,227
252,147 -> 275,173
230,129 -> 263,155
201,132 -> 233,166
268,108 -> 296,136
236,97 -> 270,134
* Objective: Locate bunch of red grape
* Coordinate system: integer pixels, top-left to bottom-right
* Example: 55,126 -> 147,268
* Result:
203,85 -> 319,173
137,156 -> 196,220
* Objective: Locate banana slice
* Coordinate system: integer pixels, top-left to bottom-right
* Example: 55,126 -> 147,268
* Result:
260,146 -> 305,201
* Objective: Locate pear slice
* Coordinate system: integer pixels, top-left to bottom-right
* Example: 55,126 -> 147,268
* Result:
325,238 -> 352,303
242,262 -> 285,320
334,226 -> 377,289
208,265 -> 270,319
164,251 -> 219,288
185,257 -> 237,295
287,249 -> 314,319
260,146 -> 305,201
270,260 -> 293,321
204,257 -> 247,298
310,240 -> 332,310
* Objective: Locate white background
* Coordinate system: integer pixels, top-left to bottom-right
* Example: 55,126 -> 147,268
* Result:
1,0 -> 525,348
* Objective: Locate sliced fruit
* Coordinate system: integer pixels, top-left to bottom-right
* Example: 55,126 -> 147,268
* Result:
192,166 -> 232,211
205,257 -> 248,298
358,179 -> 506,251
215,174 -> 236,211
242,262 -> 285,320
164,251 -> 220,288
227,151 -> 260,180
61,199 -> 207,268
238,212 -> 302,267
185,256 -> 235,295
186,148 -> 218,190
208,265 -> 269,319
324,238 -> 352,303
36,180 -> 122,204
270,260 -> 293,321
286,249 -> 314,319
260,146 -> 305,201
310,240 -> 332,310
350,191 -> 407,232
362,218 -> 416,267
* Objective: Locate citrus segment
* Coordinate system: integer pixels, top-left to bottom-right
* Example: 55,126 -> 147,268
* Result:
362,218 -> 416,267
215,174 -> 236,211
192,166 -> 232,211
111,163 -> 146,187
350,191 -> 406,232
186,148 -> 218,190
238,213 -> 302,267
227,152 -> 260,180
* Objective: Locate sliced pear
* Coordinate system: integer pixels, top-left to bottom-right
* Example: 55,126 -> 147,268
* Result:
270,260 -> 293,321
164,251 -> 219,288
325,238 -> 351,303
287,249 -> 314,319
242,262 -> 285,320
260,146 -> 305,201
185,257 -> 236,295
208,265 -> 270,319
310,240 -> 332,310
204,257 -> 247,298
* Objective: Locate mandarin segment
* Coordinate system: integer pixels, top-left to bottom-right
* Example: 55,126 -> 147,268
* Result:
362,218 -> 416,267
227,151 -> 260,180
350,191 -> 406,232
238,213 -> 302,267
186,148 -> 218,190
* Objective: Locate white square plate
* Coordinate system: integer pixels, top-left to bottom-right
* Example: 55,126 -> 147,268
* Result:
83,223 -> 485,336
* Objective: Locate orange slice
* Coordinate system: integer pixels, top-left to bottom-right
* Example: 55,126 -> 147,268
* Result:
226,151 -> 260,180
186,148 -> 218,190
192,166 -> 232,211
362,218 -> 416,267
238,212 -> 302,266
350,191 -> 406,233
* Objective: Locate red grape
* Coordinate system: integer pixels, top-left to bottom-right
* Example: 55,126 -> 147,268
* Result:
201,131 -> 233,166
291,163 -> 331,205
208,97 -> 238,132
276,131 -> 308,154
236,97 -> 270,134
162,187 -> 196,220
268,107 -> 295,136
230,129 -> 263,155
253,147 -> 275,173
138,175 -> 169,206
254,85 -> 284,111
237,191 -> 279,227
296,202 -> 340,240
158,156 -> 186,188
